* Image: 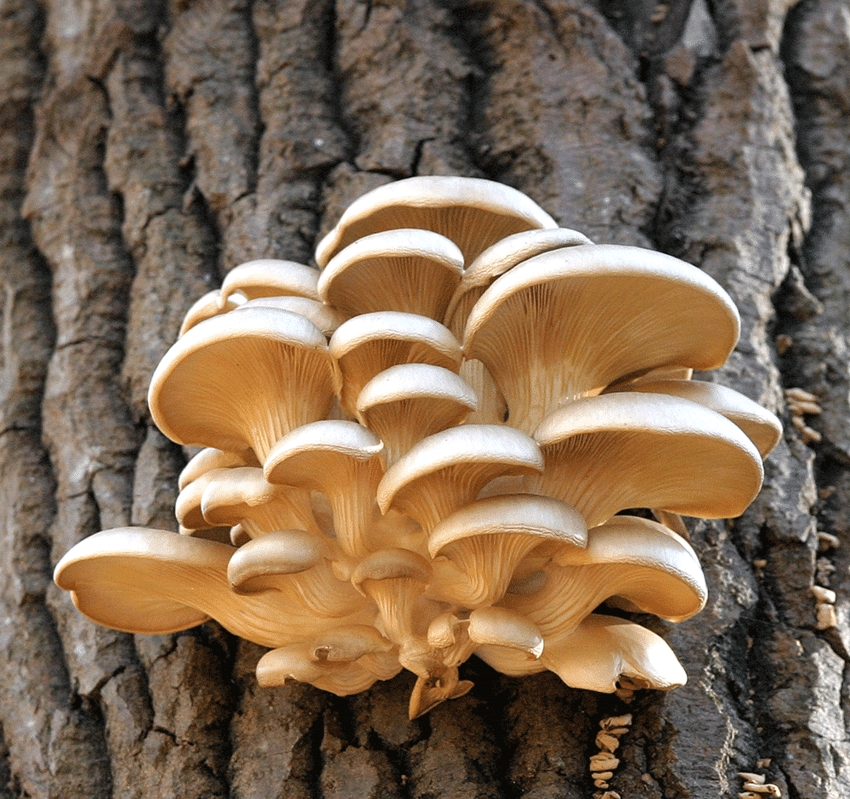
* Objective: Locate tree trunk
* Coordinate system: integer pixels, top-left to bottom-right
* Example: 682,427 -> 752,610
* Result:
1,0 -> 849,796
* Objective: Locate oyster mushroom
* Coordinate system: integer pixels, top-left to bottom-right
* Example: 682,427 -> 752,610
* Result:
426,494 -> 587,608
148,306 -> 336,462
315,175 -> 558,268
264,421 -> 385,560
318,229 -> 464,320
529,392 -> 765,527
179,290 -> 242,336
377,424 -> 545,535
218,259 -> 320,306
464,244 -> 741,433
329,311 -> 463,417
355,363 -> 478,467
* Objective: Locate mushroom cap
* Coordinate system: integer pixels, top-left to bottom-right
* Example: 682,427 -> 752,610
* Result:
376,424 -> 545,530
605,379 -> 782,457
234,296 -> 347,337
531,392 -> 765,526
467,606 -> 544,658
54,528 -> 229,634
179,290 -> 242,337
311,625 -> 395,661
219,259 -> 320,306
356,363 -> 478,465
148,306 -> 335,460
428,494 -> 587,558
350,548 -> 433,592
227,529 -> 330,592
463,244 -> 741,433
175,469 -> 220,530
318,228 -> 464,320
444,227 -> 593,336
551,515 -> 708,621
315,175 -> 558,268
179,447 -> 258,491
329,311 -> 463,415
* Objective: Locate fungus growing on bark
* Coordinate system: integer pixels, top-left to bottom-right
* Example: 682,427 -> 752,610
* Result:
54,176 -> 780,718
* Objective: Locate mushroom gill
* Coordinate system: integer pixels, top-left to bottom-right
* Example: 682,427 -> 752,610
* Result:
53,176 -> 780,719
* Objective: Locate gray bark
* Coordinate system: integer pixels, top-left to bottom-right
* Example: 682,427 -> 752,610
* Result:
1,0 -> 849,796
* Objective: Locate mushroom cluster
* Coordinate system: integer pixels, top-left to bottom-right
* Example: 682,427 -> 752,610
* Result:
54,176 -> 781,719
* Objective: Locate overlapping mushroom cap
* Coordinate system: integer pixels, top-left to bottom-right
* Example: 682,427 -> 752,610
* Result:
54,175 -> 780,718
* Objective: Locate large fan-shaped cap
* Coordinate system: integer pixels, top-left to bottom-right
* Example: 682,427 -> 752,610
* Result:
377,424 -> 544,534
218,259 -> 320,306
606,379 -> 782,457
329,311 -> 463,416
464,244 -> 741,434
318,229 -> 464,320
356,363 -> 478,467
315,176 -> 558,268
530,392 -> 764,527
149,307 -> 335,462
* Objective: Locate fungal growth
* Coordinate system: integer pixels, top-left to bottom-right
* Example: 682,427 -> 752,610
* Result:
54,176 -> 781,719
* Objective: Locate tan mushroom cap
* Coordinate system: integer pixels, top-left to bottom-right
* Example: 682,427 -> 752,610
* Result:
427,494 -> 587,608
236,296 -> 347,337
356,363 -> 478,467
178,447 -> 258,491
227,529 -> 330,590
311,624 -> 395,662
256,642 -> 401,694
329,311 -> 463,417
53,528 -> 359,646
547,515 -> 708,622
541,614 -> 687,692
315,175 -> 558,268
318,228 -> 464,320
466,606 -> 544,659
444,227 -> 593,337
464,244 -> 741,434
606,379 -> 782,457
264,420 -> 384,558
199,466 -> 320,538
529,392 -> 764,527
377,424 -> 545,534
148,307 -> 336,462
179,290 -> 242,337
218,259 -> 320,306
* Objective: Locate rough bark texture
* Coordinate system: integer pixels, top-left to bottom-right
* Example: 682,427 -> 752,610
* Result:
1,0 -> 849,796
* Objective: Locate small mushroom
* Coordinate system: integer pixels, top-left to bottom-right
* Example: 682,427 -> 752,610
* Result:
315,175 -> 557,268
264,420 -> 386,559
179,290 -> 243,336
377,424 -> 545,535
178,446 -> 259,491
426,494 -> 587,608
464,244 -> 740,433
235,296 -> 347,338
329,311 -> 463,417
148,307 -> 336,462
356,363 -> 478,467
318,229 -> 464,320
218,259 -> 320,306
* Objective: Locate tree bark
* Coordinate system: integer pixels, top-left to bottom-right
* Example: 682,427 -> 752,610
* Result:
1,0 -> 849,797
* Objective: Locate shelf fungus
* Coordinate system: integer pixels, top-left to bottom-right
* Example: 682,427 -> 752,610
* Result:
54,175 -> 781,719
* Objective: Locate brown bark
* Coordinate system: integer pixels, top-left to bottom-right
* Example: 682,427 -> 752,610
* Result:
1,0 -> 849,796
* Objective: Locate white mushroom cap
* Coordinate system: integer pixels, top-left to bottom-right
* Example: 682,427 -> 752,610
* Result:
356,363 -> 478,467
264,421 -> 384,558
148,307 -> 336,462
426,494 -> 588,608
329,311 -> 463,416
315,175 -> 558,268
530,392 -> 764,527
179,290 -> 243,337
178,447 -> 259,491
218,259 -> 320,306
464,244 -> 741,434
377,424 -> 545,534
444,227 -> 593,337
318,229 -> 464,320
605,379 -> 782,457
